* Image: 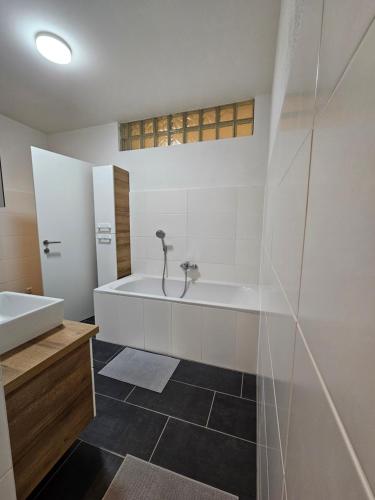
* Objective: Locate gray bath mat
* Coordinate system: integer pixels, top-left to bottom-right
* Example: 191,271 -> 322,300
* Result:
99,347 -> 180,393
103,455 -> 238,500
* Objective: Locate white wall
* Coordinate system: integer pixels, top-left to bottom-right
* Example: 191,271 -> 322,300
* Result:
0,114 -> 47,294
258,1 -> 375,499
48,95 -> 270,284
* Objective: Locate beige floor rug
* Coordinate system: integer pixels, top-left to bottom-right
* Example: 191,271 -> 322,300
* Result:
98,347 -> 180,393
103,455 -> 238,500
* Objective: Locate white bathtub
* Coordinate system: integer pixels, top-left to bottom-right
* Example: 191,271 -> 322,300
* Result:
94,274 -> 259,373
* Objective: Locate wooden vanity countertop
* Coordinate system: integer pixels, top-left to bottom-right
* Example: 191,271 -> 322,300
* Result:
0,320 -> 98,395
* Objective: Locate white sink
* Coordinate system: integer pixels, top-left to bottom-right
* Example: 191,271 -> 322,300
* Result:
0,292 -> 64,355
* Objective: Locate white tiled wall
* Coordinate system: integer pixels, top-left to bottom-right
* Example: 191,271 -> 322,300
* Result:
0,114 -> 47,295
95,291 -> 259,373
46,95 -> 270,285
130,185 -> 264,285
258,1 -> 375,499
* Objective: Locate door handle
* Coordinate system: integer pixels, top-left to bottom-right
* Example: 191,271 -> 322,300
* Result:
43,240 -> 62,245
43,240 -> 62,254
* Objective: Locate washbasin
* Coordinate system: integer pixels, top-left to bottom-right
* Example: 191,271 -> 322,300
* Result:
0,292 -> 64,355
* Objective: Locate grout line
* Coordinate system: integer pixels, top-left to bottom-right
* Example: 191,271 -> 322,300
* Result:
149,417 -> 170,462
122,397 -> 257,446
96,391 -> 126,403
206,392 -> 216,427
265,314 -> 286,476
296,324 -> 375,500
240,373 -> 244,398
30,440 -> 82,499
316,13 -> 375,119
124,385 -> 137,402
95,391 -> 261,447
170,378 -> 256,404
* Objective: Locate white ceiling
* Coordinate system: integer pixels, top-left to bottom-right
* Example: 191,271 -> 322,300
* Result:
0,0 -> 280,133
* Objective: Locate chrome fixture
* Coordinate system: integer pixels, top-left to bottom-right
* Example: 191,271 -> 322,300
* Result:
155,229 -> 167,252
180,261 -> 198,271
155,230 -> 198,298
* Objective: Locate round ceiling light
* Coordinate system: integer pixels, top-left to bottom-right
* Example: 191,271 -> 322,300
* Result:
35,32 -> 72,64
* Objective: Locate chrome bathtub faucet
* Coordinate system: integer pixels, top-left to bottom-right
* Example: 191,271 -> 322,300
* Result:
180,261 -> 198,271
155,230 -> 198,298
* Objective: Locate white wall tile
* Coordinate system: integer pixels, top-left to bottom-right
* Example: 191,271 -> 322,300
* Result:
259,1 -> 375,497
187,211 -> 236,239
144,299 -> 171,354
187,238 -> 235,265
194,263 -> 237,283
316,0 -> 375,110
268,0 -> 323,186
131,189 -> 187,213
237,186 -> 264,217
132,212 -> 186,237
298,20 -> 375,490
201,308 -> 236,369
95,292 -> 144,348
236,212 -> 262,240
133,236 -> 186,262
270,134 -> 311,315
267,445 -> 284,500
187,187 -> 237,213
132,259 -> 181,278
235,311 -> 258,373
264,262 -> 296,462
285,332 -> 370,500
234,263 -> 260,285
171,303 -> 204,360
235,239 -> 260,266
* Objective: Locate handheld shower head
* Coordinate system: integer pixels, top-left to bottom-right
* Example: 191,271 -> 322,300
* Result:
156,229 -> 167,252
156,230 -> 166,239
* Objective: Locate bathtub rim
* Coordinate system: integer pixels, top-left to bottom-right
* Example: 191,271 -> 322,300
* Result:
94,274 -> 260,314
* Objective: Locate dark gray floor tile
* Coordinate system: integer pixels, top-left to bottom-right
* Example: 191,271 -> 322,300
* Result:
92,339 -> 124,363
93,360 -> 106,373
151,418 -> 256,499
28,441 -> 122,500
208,393 -> 256,442
242,374 -> 256,401
128,380 -> 214,425
171,360 -> 242,396
94,371 -> 134,401
80,394 -> 167,459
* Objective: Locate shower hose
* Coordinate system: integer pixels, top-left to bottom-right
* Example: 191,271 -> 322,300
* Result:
161,247 -> 188,298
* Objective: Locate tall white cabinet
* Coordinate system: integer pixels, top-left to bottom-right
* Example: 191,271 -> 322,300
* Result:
93,165 -> 131,286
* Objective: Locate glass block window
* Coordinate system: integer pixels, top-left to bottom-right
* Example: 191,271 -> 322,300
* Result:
119,99 -> 254,151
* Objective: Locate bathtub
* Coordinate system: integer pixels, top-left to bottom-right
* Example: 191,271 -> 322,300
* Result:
94,274 -> 259,373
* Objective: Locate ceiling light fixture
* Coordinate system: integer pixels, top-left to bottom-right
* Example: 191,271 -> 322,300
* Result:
35,32 -> 72,64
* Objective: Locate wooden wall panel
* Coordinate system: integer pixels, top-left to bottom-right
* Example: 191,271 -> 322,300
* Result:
113,166 -> 131,278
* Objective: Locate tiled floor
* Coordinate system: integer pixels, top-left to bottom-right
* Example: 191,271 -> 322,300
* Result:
27,338 -> 257,500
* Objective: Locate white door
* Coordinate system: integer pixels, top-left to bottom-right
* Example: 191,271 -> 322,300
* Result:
31,147 -> 97,321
